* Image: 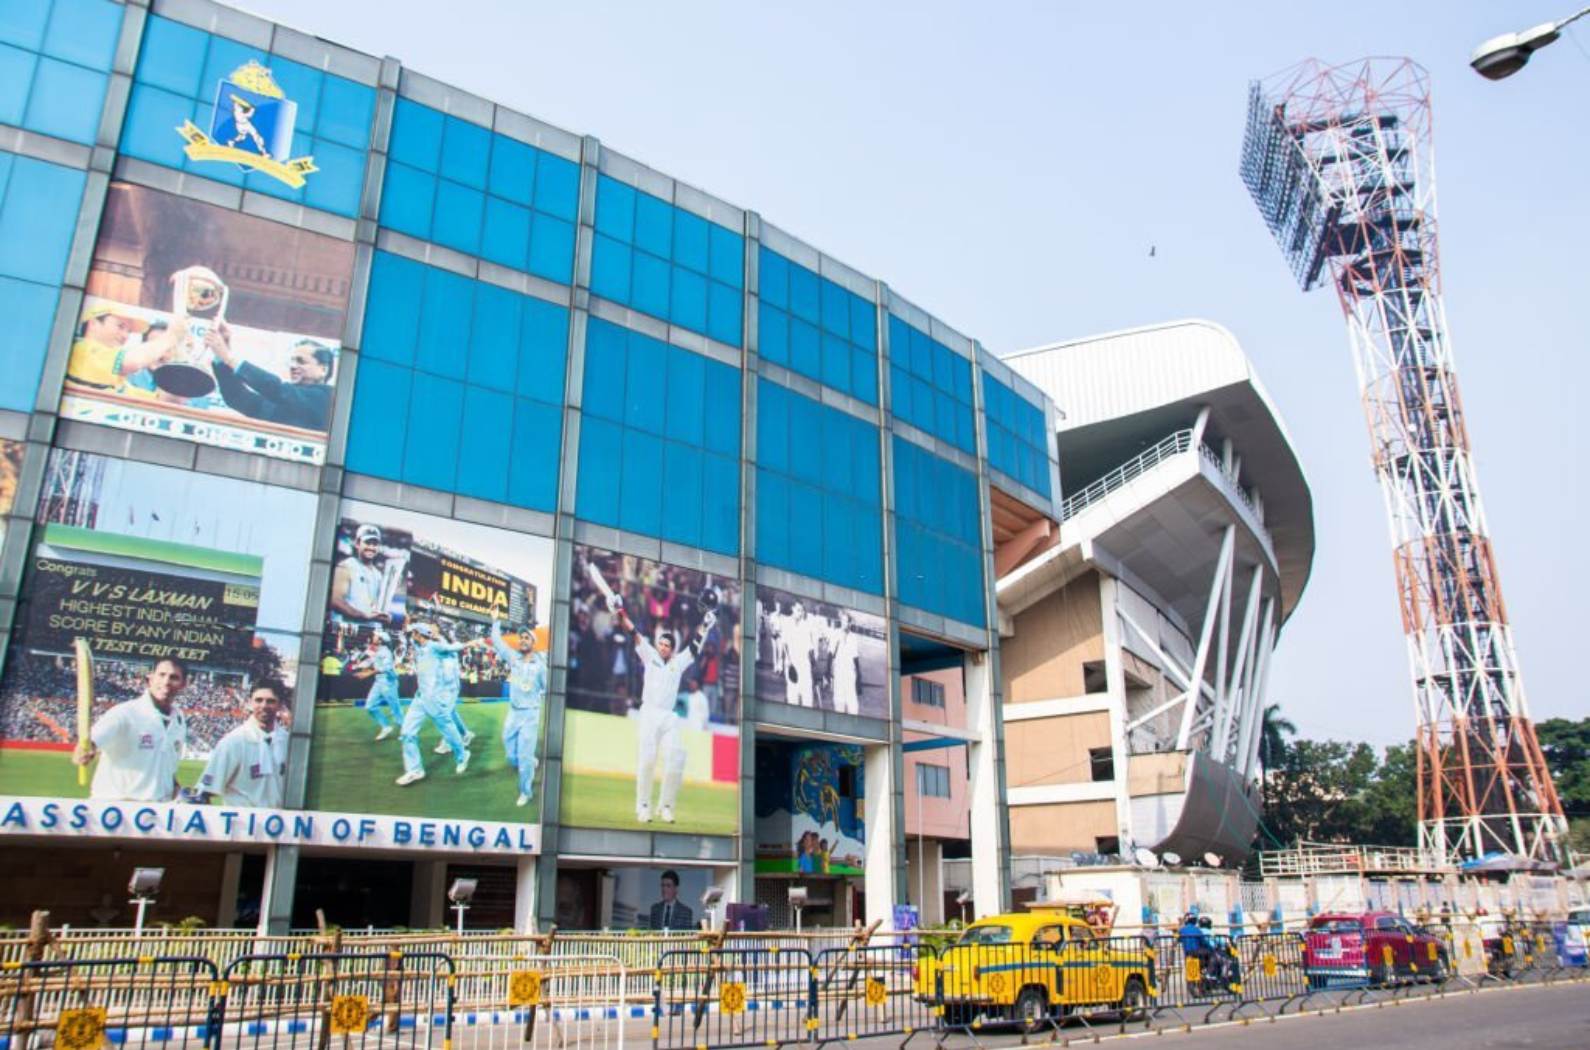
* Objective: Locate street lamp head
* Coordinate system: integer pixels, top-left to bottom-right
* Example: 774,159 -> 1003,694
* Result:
1470,21 -> 1564,80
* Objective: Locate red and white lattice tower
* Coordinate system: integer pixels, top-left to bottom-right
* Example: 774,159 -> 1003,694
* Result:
1240,58 -> 1567,864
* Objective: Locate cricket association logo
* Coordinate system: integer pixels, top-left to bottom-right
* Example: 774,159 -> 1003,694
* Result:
176,61 -> 318,187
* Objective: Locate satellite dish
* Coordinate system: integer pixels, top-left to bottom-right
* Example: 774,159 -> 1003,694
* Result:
1162,851 -> 1183,867
1203,852 -> 1223,868
1133,847 -> 1161,869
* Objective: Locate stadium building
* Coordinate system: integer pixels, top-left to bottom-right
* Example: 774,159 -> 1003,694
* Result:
0,0 -> 1065,932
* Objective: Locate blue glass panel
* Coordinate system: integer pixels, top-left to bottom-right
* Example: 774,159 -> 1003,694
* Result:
663,441 -> 703,549
481,197 -> 530,272
378,161 -> 435,238
849,297 -> 876,352
416,267 -> 472,380
706,280 -> 741,348
787,392 -> 821,485
317,74 -> 374,149
673,210 -> 708,275
931,341 -> 954,392
301,139 -> 362,218
623,330 -> 665,435
135,16 -> 204,97
581,318 -> 626,422
200,37 -> 268,113
344,357 -> 411,479
632,191 -> 672,259
0,157 -> 84,284
618,428 -> 663,537
489,136 -> 535,203
430,179 -> 483,255
467,282 -> 521,393
755,469 -> 787,568
589,235 -> 630,303
389,98 -> 443,171
933,394 -> 955,448
819,332 -> 849,393
533,154 -> 579,221
0,276 -> 56,411
594,174 -> 635,242
402,372 -> 463,490
361,252 -> 424,367
851,347 -> 877,406
519,297 -> 568,404
455,385 -> 512,502
787,478 -> 821,578
756,378 -> 786,474
820,408 -> 851,494
0,0 -> 49,50
630,250 -> 669,320
787,262 -> 818,323
851,420 -> 880,507
758,303 -> 788,367
822,495 -> 853,588
45,0 -> 121,69
702,361 -> 740,457
528,212 -> 574,284
575,415 -> 623,525
759,247 -> 787,309
886,317 -> 907,365
439,115 -> 489,189
789,318 -> 819,381
0,45 -> 34,126
663,345 -> 704,447
266,60 -> 321,133
508,398 -> 561,511
669,267 -> 707,334
955,412 -> 976,457
119,82 -> 191,165
702,451 -> 739,555
708,223 -> 742,289
819,280 -> 848,338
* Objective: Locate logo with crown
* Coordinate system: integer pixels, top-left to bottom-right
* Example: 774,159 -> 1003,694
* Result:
177,60 -> 318,187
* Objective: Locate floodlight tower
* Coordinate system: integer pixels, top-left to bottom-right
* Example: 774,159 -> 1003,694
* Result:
1239,58 -> 1567,865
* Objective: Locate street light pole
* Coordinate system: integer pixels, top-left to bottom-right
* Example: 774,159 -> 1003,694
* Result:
1471,5 -> 1590,79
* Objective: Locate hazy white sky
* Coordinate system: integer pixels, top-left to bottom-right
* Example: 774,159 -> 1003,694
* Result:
237,0 -> 1589,746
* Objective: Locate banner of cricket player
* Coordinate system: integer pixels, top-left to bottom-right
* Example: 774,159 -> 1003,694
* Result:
57,182 -> 355,466
303,501 -> 553,825
0,439 -> 22,551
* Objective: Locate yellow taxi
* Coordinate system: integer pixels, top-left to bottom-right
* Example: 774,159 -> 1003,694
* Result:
913,908 -> 1156,1026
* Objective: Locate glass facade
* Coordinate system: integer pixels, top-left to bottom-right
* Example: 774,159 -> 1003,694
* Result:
0,0 -> 1060,929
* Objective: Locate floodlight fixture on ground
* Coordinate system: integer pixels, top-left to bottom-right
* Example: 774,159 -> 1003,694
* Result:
701,886 -> 724,929
1471,5 -> 1590,79
128,867 -> 164,936
789,885 -> 808,934
448,878 -> 477,935
955,889 -> 972,924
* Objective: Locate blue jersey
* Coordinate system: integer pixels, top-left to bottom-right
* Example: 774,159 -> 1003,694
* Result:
414,639 -> 462,698
492,621 -> 547,710
371,645 -> 396,681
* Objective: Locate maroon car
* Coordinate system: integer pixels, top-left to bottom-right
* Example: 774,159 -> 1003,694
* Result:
1302,911 -> 1451,988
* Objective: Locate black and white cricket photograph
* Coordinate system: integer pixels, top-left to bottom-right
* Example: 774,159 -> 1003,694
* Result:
753,586 -> 887,719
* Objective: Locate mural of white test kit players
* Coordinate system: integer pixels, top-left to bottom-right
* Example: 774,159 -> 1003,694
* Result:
562,545 -> 741,835
305,501 -> 553,824
753,587 -> 888,719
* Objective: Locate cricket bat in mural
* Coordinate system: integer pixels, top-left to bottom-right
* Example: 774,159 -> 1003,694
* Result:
584,560 -> 621,612
74,638 -> 94,787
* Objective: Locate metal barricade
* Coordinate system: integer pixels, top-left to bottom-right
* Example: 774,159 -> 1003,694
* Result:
216,951 -> 454,1050
450,952 -> 630,1050
0,956 -> 220,1050
810,944 -> 931,1047
1232,932 -> 1308,1008
652,947 -> 813,1050
1148,935 -> 1242,1021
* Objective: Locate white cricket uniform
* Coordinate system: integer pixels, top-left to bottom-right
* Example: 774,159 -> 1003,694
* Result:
89,693 -> 187,802
334,557 -> 384,620
492,621 -> 547,800
196,719 -> 289,808
829,626 -> 860,715
633,634 -> 696,814
780,613 -> 821,707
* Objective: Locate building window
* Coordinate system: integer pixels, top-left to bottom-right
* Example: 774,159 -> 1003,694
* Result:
911,678 -> 945,708
1088,746 -> 1115,782
1095,836 -> 1120,857
916,763 -> 951,798
1082,661 -> 1107,694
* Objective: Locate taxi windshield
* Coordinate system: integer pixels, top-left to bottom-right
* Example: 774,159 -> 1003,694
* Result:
958,925 -> 1014,945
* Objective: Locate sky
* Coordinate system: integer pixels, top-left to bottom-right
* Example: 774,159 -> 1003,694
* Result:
236,0 -> 1589,747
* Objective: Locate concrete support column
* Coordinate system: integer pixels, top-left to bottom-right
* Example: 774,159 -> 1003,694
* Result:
514,856 -> 538,933
261,845 -> 298,934
863,741 -> 897,927
964,653 -> 1007,917
411,860 -> 446,929
216,853 -> 244,930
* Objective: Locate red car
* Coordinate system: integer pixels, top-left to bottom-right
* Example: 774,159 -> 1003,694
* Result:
1302,911 -> 1451,988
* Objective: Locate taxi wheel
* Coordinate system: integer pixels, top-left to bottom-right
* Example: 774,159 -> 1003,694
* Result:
1118,977 -> 1148,1021
1014,987 -> 1049,1028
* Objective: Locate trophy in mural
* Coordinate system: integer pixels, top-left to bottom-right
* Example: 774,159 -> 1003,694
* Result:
376,547 -> 410,625
153,265 -> 229,397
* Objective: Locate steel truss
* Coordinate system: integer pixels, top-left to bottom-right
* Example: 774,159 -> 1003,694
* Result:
1240,58 -> 1566,863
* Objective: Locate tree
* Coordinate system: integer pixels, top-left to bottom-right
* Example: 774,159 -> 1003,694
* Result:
1258,703 -> 1296,777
